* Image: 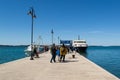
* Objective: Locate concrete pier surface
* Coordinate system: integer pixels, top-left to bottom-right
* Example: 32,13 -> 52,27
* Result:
0,51 -> 119,80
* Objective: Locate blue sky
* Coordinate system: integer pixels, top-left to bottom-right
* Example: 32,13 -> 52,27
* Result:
0,0 -> 120,46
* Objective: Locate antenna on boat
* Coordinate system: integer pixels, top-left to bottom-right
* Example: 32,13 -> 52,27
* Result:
78,35 -> 80,40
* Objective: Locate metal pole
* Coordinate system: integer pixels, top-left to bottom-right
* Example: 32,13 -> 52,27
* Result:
52,33 -> 53,44
51,29 -> 54,44
28,7 -> 36,60
30,8 -> 34,60
31,8 -> 34,46
31,8 -> 33,46
58,36 -> 59,45
78,35 -> 80,40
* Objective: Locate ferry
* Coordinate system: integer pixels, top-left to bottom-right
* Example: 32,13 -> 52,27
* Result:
72,40 -> 88,52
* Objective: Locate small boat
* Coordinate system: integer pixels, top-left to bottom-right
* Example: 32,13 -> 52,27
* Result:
24,45 -> 33,56
72,40 -> 88,52
24,45 -> 44,56
24,36 -> 44,56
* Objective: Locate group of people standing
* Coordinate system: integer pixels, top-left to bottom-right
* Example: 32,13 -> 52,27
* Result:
30,46 -> 40,60
50,43 -> 68,63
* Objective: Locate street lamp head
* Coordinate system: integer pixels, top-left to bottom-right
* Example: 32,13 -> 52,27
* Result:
33,14 -> 36,18
27,8 -> 36,18
51,29 -> 54,34
27,11 -> 32,15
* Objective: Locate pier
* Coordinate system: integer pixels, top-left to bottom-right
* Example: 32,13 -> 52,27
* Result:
0,51 -> 119,80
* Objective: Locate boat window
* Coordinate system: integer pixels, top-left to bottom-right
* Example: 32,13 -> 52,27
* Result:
74,41 -> 86,43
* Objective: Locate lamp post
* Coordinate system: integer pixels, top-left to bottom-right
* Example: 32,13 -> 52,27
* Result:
28,7 -> 36,60
51,29 -> 54,44
58,36 -> 60,45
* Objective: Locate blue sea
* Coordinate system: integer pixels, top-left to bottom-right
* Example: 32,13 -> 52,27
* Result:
0,46 -> 26,64
80,46 -> 120,78
0,46 -> 120,78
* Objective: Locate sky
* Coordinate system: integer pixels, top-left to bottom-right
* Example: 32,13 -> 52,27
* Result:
0,0 -> 120,46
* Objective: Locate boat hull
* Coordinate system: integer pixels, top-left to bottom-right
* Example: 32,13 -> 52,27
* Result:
75,47 -> 87,53
24,50 -> 32,57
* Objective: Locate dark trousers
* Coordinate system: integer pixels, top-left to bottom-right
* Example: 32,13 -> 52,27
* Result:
34,52 -> 39,58
30,52 -> 34,60
60,55 -> 65,62
50,54 -> 56,63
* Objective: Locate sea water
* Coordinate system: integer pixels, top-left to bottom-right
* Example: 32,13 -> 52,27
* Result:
80,46 -> 120,78
0,46 -> 120,78
0,46 -> 26,64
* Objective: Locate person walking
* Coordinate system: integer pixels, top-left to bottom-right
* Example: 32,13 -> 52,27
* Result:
50,43 -> 57,63
60,44 -> 68,62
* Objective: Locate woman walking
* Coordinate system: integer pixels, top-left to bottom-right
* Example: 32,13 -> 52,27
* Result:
60,44 -> 68,62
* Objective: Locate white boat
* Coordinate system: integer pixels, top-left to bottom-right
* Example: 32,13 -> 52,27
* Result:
25,44 -> 44,57
24,45 -> 33,56
24,36 -> 44,56
72,40 -> 88,52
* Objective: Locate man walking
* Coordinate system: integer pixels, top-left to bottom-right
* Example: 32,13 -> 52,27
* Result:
50,43 -> 57,63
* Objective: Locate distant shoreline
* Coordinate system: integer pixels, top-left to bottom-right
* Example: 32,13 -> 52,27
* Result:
0,45 -> 28,47
0,45 -> 120,47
